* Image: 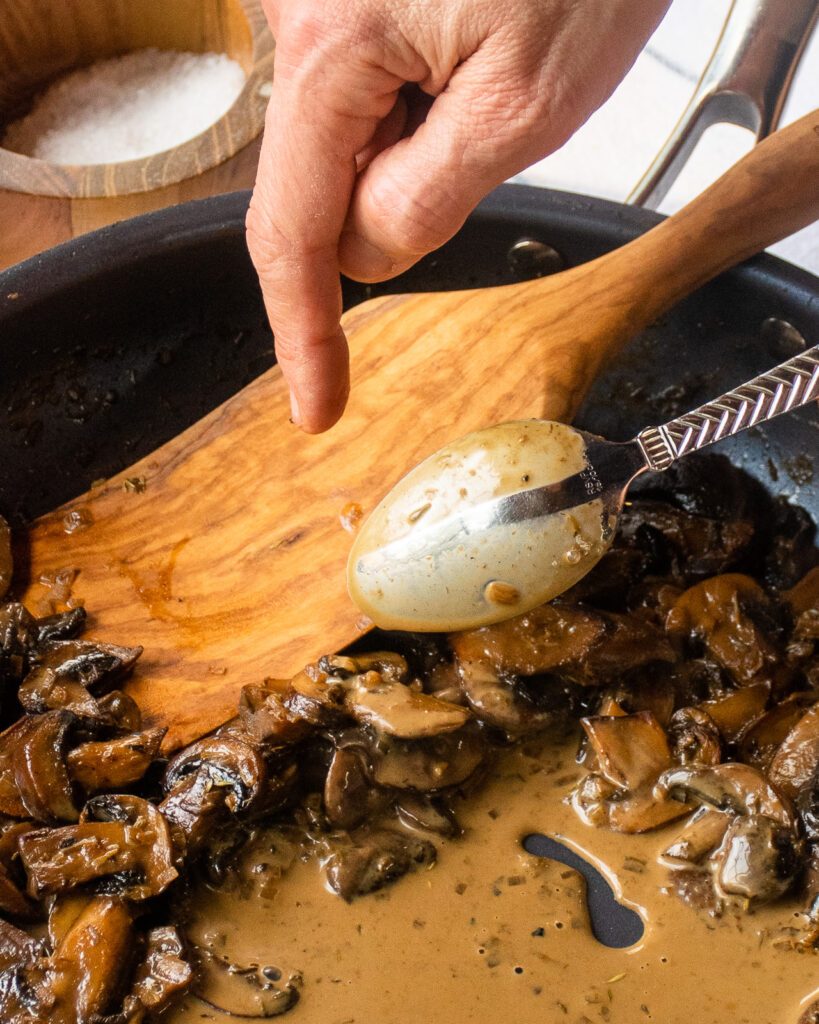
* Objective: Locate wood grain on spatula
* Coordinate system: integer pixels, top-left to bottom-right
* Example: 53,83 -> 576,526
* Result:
22,111 -> 819,751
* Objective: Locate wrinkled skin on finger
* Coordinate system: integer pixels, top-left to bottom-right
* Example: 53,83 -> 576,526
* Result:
247,0 -> 671,431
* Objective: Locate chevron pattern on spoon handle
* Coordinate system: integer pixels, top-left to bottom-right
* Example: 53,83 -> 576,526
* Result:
637,345 -> 818,471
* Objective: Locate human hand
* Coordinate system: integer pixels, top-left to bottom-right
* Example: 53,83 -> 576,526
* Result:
247,0 -> 670,432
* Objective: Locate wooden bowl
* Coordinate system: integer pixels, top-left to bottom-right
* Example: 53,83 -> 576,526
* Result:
0,0 -> 273,270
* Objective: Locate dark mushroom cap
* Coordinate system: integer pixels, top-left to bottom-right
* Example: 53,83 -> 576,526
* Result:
163,735 -> 267,815
13,710 -> 79,823
19,639 -> 142,714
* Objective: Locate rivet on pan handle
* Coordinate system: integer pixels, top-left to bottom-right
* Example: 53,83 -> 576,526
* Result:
628,0 -> 819,210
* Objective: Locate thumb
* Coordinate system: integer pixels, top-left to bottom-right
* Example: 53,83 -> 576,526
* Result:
338,38 -> 566,283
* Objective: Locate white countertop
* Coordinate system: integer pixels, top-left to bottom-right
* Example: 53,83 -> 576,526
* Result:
511,0 -> 819,276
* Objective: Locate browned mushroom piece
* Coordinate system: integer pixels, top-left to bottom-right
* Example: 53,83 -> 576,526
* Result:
581,712 -> 672,791
370,725 -> 487,792
47,894 -> 137,1023
163,734 -> 267,816
95,690 -> 144,732
13,710 -> 79,824
193,948 -> 301,1018
34,606 -> 87,646
450,603 -> 607,678
160,769 -> 230,861
698,682 -> 771,743
660,806 -> 731,868
578,612 -> 676,683
711,814 -> 802,904
343,669 -> 469,738
618,500 -> 754,578
667,707 -> 722,766
239,680 -> 314,746
130,925 -> 193,1015
0,718 -> 34,819
0,818 -> 36,919
666,574 -> 780,685
324,828 -> 436,901
286,666 -> 350,727
767,703 -> 819,800
573,712 -> 691,834
324,746 -> 385,831
0,919 -> 49,1024
20,794 -> 178,900
572,771 -> 689,833
66,726 -> 165,794
784,566 -> 819,619
655,763 -> 793,825
738,694 -> 815,770
395,792 -> 460,837
18,639 -> 143,714
455,660 -> 556,736
0,602 -> 38,690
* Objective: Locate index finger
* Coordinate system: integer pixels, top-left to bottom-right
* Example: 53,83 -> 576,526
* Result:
246,23 -> 401,432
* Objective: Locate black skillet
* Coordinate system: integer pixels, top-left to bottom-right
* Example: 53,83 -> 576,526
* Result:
0,183 -> 816,948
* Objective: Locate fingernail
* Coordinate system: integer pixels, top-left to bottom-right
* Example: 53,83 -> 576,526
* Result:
340,232 -> 396,280
289,389 -> 301,426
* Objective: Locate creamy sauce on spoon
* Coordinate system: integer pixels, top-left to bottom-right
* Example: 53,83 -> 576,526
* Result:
170,731 -> 818,1024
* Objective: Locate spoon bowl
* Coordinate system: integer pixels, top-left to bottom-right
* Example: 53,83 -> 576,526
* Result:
348,346 -> 818,632
348,421 -> 639,631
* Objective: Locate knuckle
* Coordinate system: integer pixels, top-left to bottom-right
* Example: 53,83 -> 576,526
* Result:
364,171 -> 456,256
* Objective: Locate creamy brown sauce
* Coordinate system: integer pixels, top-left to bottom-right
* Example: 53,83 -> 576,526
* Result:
171,731 -> 818,1024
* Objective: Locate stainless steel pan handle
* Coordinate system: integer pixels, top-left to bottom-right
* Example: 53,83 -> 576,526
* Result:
628,0 -> 819,209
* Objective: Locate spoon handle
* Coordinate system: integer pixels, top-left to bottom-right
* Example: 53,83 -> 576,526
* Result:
636,345 -> 818,470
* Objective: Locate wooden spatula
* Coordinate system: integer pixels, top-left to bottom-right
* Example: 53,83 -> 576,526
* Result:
22,111 -> 819,752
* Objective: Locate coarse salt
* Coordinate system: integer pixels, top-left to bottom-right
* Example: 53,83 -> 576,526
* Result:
2,48 -> 247,165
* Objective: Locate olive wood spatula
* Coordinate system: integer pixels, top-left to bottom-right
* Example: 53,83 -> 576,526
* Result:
21,110 -> 819,752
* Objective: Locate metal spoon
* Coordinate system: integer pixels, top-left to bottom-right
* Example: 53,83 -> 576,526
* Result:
348,346 -> 818,633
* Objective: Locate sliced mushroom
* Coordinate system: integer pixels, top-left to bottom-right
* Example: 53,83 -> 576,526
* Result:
20,794 -> 178,900
163,734 -> 267,816
711,814 -> 802,904
48,895 -> 137,1022
324,746 -> 384,831
784,566 -> 819,619
66,727 -> 165,794
0,718 -> 33,818
655,763 -> 793,825
668,707 -> 722,766
660,806 -> 730,867
572,772 -> 690,833
193,948 -> 300,1018
371,726 -> 487,792
324,829 -> 436,901
18,639 -> 142,714
618,500 -> 753,579
394,793 -> 460,837
578,612 -> 676,683
666,574 -> 779,685
0,818 -> 36,919
286,667 -> 350,728
698,682 -> 771,743
131,925 -> 193,1014
34,606 -> 87,646
95,690 -> 143,732
738,694 -> 815,770
239,681 -> 314,746
0,915 -> 43,969
768,703 -> 819,800
13,710 -> 79,823
450,603 -> 607,677
580,712 -> 672,790
0,602 -> 38,689
344,671 -> 469,739
456,660 -> 556,736
160,769 -> 229,861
